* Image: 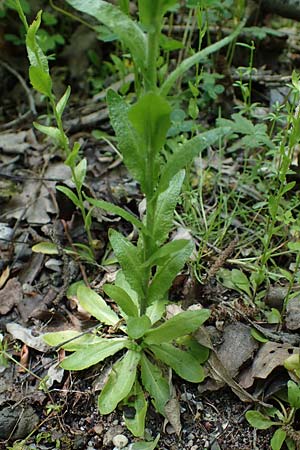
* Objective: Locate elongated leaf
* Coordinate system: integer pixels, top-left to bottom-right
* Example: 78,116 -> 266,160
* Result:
271,428 -> 286,450
160,18 -> 246,96
140,354 -> 170,416
150,343 -> 205,382
32,242 -> 58,255
87,197 -> 144,231
144,309 -> 210,344
65,0 -> 146,72
151,171 -> 185,246
109,229 -> 146,300
107,89 -> 147,192
77,285 -> 119,326
146,299 -> 166,325
123,380 -> 147,437
26,10 -> 49,72
65,141 -> 80,167
147,239 -> 193,304
61,338 -> 128,370
73,158 -> 87,190
143,239 -> 190,268
29,66 -> 52,97
33,122 -> 61,142
127,315 -> 152,339
56,86 -> 71,118
245,411 -> 274,430
98,350 -> 140,414
157,127 -> 230,194
128,93 -> 171,158
103,284 -> 139,317
56,185 -> 80,207
288,380 -> 300,409
43,330 -> 105,351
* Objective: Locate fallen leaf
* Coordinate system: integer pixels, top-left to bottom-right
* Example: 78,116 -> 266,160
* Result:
164,398 -> 182,436
285,296 -> 300,331
239,341 -> 299,389
6,323 -> 50,352
0,277 -> 22,314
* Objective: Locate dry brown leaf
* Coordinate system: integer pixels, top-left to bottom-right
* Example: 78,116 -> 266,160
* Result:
285,296 -> 300,331
239,341 -> 299,389
0,277 -> 22,314
6,323 -> 50,352
164,398 -> 182,436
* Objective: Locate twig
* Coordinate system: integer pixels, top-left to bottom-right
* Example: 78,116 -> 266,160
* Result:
0,59 -> 36,115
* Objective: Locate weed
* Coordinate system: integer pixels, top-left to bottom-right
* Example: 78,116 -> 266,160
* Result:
13,0 -> 250,442
246,380 -> 300,450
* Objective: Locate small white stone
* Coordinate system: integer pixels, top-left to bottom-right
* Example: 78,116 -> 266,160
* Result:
112,434 -> 128,449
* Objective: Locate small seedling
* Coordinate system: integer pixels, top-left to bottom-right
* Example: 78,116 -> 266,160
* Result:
246,380 -> 300,450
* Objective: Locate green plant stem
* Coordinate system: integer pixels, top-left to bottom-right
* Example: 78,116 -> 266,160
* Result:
49,97 -> 95,253
145,26 -> 159,91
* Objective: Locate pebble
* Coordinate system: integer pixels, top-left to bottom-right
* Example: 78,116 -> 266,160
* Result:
191,446 -> 198,450
180,392 -> 193,402
187,439 -> 194,447
112,434 -> 128,448
187,433 -> 195,440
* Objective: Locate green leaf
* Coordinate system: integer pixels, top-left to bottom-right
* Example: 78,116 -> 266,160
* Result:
231,269 -> 252,297
32,241 -> 58,255
271,428 -> 286,450
98,349 -> 140,414
286,437 -> 296,450
103,284 -> 139,318
284,354 -> 300,378
65,0 -> 146,72
56,85 -> 71,118
160,18 -> 246,96
77,285 -> 119,326
288,380 -> 300,409
128,92 -> 171,159
130,435 -> 160,450
123,380 -> 147,437
73,158 -> 87,190
251,328 -> 269,343
177,336 -> 210,363
127,315 -> 152,339
138,0 -> 178,27
143,239 -> 190,268
140,353 -> 170,416
158,127 -> 230,194
107,89 -> 147,193
87,197 -> 144,231
61,338 -> 128,370
43,330 -> 105,351
150,343 -> 205,382
109,229 -> 146,300
29,66 -> 52,96
65,141 -> 80,168
146,299 -> 166,324
33,122 -> 61,142
56,185 -> 80,207
26,10 -> 49,72
147,239 -> 193,304
245,410 -> 274,429
151,171 -> 185,246
144,309 -> 210,345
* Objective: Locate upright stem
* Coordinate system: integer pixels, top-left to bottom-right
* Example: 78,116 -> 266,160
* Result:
145,22 -> 160,92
